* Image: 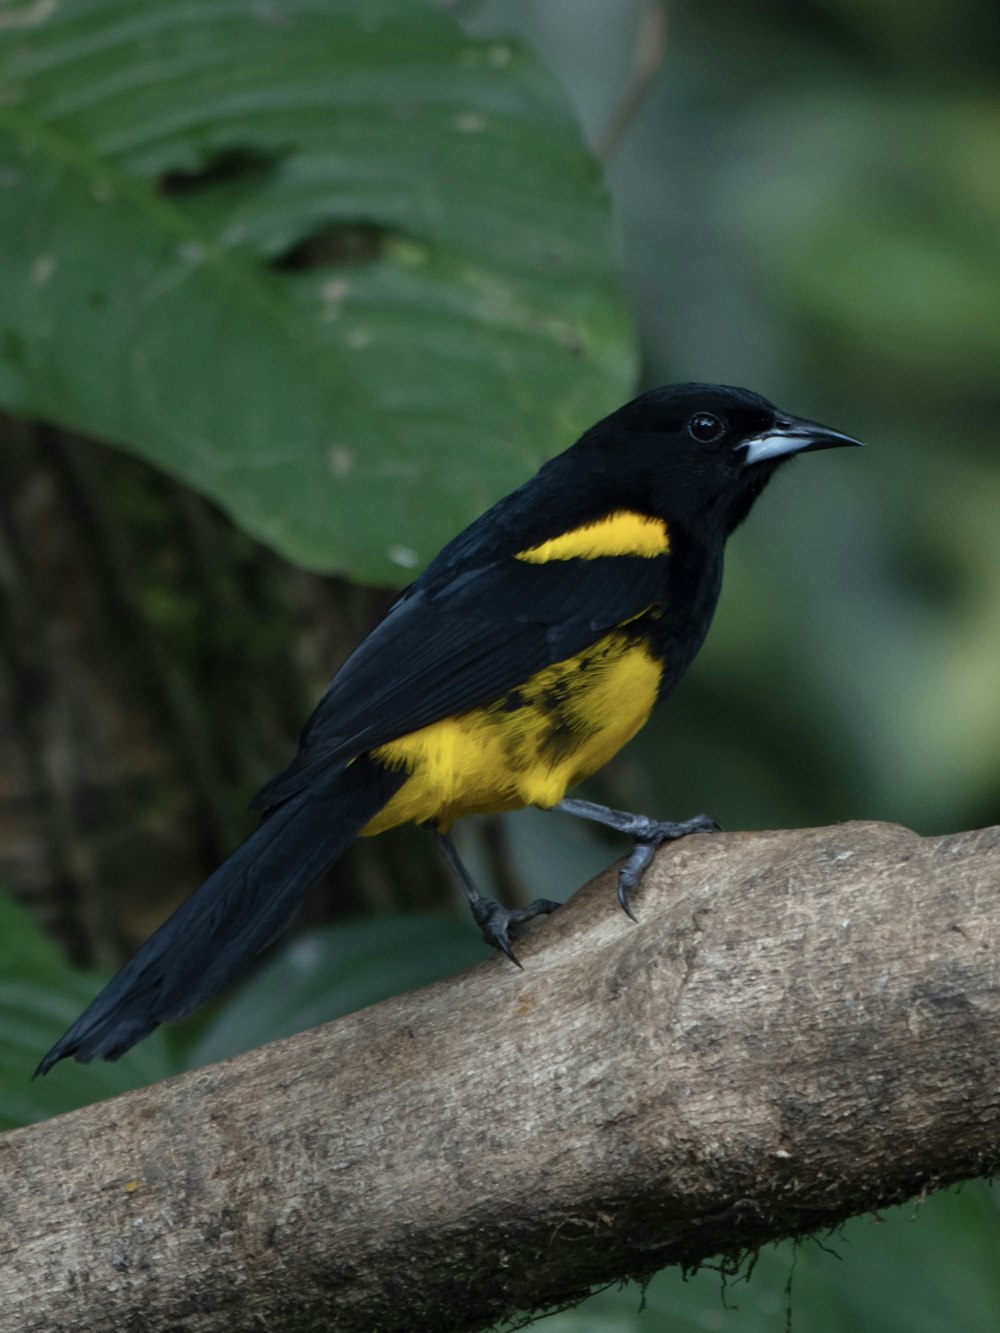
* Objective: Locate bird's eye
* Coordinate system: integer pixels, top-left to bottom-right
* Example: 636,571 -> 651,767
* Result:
688,412 -> 725,443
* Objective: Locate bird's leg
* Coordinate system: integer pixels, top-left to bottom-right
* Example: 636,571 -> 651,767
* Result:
435,831 -> 560,967
555,798 -> 719,919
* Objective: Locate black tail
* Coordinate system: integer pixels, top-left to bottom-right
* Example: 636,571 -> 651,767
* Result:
36,757 -> 405,1074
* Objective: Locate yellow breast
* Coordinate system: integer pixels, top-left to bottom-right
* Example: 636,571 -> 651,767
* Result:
361,629 -> 662,836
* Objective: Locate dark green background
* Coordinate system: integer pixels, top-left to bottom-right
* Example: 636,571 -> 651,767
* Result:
1,0 -> 997,1328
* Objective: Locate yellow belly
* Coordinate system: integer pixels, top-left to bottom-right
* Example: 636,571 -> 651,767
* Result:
360,629 -> 662,835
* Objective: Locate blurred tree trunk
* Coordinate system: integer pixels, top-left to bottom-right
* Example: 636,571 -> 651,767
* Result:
0,414 -> 435,967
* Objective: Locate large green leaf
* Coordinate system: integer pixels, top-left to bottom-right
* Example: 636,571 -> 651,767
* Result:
0,896 -> 173,1130
0,0 -> 634,582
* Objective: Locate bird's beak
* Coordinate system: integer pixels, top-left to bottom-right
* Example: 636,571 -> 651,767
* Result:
742,414 -> 864,467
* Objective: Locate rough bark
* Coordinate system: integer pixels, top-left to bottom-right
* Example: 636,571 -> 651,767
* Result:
1,820 -> 998,1333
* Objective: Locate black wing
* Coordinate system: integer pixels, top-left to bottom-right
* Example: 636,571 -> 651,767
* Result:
252,553 -> 669,812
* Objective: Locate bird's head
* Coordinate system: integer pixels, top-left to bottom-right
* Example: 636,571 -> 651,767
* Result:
578,382 -> 863,537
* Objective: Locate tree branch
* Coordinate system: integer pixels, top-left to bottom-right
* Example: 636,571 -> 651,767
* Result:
2,821 -> 998,1332
595,1 -> 669,163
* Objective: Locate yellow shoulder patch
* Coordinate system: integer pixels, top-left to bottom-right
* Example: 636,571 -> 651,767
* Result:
515,511 -> 669,563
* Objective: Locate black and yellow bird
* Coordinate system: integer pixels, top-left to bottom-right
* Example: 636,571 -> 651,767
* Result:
37,383 -> 860,1073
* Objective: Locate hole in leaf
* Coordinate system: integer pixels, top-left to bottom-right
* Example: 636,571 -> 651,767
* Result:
159,146 -> 281,197
271,223 -> 387,270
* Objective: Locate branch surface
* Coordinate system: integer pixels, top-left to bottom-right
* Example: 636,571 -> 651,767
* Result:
1,821 -> 998,1333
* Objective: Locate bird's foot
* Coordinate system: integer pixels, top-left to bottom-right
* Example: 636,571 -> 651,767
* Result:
616,813 -> 719,917
436,830 -> 559,966
469,895 -> 562,967
555,799 -> 719,920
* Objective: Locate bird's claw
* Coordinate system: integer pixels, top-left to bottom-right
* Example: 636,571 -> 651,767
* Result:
617,813 -> 720,918
471,896 -> 561,967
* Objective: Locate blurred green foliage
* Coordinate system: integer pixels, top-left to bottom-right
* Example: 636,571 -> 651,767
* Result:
0,896 -> 173,1130
478,0 -> 1000,843
1,0 -> 998,1328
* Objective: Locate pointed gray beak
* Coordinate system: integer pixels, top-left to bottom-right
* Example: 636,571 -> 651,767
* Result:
742,414 -> 864,466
